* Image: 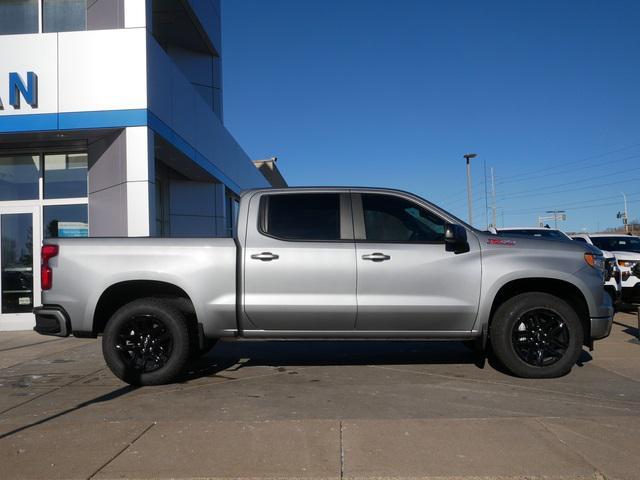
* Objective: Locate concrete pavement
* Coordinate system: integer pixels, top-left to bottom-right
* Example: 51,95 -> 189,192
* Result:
1,313 -> 639,479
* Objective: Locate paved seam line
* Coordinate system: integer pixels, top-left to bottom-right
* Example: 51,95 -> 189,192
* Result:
0,341 -> 95,372
133,365 -> 323,397
534,418 -> 605,479
339,420 -> 344,480
0,339 -> 59,353
87,422 -> 156,480
590,363 -> 640,384
368,364 -> 640,408
0,367 -> 105,417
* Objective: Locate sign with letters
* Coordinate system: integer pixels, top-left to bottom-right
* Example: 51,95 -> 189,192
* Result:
0,72 -> 38,110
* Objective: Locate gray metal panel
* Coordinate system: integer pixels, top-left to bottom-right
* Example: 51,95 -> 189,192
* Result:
87,130 -> 126,194
88,183 -> 128,237
87,0 -> 124,30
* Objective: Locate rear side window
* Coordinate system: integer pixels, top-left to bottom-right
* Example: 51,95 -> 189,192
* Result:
572,237 -> 588,243
260,193 -> 341,241
361,194 -> 445,242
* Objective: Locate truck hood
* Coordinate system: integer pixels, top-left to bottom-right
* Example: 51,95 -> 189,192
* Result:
612,251 -> 640,261
476,231 -> 602,255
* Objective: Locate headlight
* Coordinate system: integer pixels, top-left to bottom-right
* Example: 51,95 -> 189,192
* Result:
618,260 -> 638,268
584,253 -> 605,271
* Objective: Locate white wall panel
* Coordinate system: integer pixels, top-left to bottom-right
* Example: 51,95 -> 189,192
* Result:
124,0 -> 147,28
0,34 -> 58,116
126,181 -> 152,237
125,126 -> 153,182
58,29 -> 147,113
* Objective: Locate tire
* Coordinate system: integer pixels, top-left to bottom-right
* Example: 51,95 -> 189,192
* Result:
489,292 -> 584,378
102,297 -> 191,386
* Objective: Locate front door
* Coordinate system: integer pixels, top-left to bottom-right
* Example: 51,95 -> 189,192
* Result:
353,192 -> 481,332
0,206 -> 40,330
243,191 -> 357,332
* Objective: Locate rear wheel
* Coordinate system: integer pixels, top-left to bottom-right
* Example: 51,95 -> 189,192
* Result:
102,298 -> 190,386
490,292 -> 583,378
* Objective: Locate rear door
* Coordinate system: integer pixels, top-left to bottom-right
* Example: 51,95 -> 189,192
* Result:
243,191 -> 357,331
353,192 -> 481,332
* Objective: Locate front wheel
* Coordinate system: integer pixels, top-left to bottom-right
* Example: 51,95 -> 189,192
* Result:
102,298 -> 191,386
490,292 -> 584,378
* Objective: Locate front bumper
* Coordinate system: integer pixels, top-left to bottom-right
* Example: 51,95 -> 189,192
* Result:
591,315 -> 613,340
621,285 -> 640,304
33,305 -> 71,337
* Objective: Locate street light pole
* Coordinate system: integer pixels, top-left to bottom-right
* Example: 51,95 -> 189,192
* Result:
622,192 -> 629,233
464,153 -> 477,226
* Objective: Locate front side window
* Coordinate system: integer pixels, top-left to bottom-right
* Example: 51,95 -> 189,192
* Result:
43,0 -> 87,33
0,0 -> 38,35
362,194 -> 445,243
261,193 -> 340,241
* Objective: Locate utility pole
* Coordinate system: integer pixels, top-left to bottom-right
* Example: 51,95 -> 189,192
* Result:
464,153 -> 477,226
483,159 -> 489,229
490,167 -> 497,228
622,192 -> 629,233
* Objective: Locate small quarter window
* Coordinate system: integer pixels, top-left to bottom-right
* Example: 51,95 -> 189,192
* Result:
362,194 -> 445,243
261,193 -> 340,241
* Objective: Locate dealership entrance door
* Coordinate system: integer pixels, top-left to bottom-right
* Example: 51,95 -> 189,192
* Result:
0,206 -> 41,331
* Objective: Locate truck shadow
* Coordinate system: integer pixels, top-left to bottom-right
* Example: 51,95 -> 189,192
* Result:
180,340 -> 593,381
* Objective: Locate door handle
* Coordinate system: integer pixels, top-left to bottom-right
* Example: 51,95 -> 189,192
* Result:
251,252 -> 280,261
362,252 -> 391,262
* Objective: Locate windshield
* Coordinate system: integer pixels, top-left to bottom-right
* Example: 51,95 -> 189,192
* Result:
497,229 -> 571,240
591,236 -> 640,253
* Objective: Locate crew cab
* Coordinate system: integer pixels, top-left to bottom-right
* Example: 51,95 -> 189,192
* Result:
34,188 -> 613,385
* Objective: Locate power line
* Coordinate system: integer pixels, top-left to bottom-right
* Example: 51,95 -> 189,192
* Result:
491,142 -> 640,184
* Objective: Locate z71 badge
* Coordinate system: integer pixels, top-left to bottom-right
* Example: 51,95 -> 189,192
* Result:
487,238 -> 516,246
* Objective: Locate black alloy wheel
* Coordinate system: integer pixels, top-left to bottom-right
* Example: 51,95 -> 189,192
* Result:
511,308 -> 569,367
103,298 -> 191,386
115,314 -> 173,373
489,292 -> 583,378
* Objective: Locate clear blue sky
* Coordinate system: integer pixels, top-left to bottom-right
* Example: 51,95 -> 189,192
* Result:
221,0 -> 640,233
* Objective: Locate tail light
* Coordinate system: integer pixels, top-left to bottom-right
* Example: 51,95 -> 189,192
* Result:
41,244 -> 59,291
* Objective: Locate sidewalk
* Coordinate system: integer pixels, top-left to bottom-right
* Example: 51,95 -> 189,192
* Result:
1,314 -> 639,479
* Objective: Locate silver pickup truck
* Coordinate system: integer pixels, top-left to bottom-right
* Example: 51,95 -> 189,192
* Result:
34,187 -> 613,385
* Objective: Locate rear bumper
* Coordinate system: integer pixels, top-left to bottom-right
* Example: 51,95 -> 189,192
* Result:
33,305 -> 71,337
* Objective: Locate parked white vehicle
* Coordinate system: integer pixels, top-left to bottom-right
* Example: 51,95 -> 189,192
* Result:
572,234 -> 640,305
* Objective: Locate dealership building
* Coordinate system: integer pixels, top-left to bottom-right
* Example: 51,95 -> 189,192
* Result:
0,0 -> 281,330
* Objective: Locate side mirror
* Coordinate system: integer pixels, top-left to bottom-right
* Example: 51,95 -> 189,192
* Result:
445,223 -> 470,254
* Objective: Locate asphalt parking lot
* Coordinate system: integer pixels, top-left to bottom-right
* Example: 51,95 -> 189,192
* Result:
1,313 -> 639,480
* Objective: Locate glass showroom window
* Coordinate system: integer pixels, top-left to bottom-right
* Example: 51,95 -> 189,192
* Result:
0,0 -> 38,35
0,155 -> 40,201
43,153 -> 88,199
43,204 -> 88,238
43,0 -> 87,33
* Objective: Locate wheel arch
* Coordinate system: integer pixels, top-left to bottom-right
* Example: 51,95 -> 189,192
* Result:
91,280 -> 198,337
486,278 -> 591,345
